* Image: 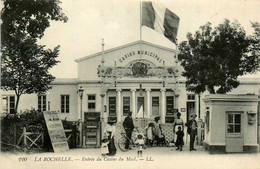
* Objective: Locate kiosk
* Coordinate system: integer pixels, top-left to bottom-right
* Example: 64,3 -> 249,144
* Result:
203,94 -> 259,153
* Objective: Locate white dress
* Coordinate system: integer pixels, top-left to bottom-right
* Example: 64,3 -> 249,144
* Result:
104,124 -> 116,138
147,126 -> 154,140
101,142 -> 109,154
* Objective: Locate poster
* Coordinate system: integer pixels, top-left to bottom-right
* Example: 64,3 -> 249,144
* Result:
43,111 -> 69,153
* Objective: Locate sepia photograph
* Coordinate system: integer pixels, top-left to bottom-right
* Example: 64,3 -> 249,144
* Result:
0,0 -> 260,169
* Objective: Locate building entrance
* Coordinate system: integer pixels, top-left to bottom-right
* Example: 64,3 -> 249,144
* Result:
186,102 -> 195,122
137,97 -> 145,118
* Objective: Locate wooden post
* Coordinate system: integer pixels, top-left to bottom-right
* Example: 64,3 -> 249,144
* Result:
197,119 -> 202,145
23,127 -> 27,148
41,132 -> 44,146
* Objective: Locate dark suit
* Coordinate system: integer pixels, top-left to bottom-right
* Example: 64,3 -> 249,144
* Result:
123,116 -> 134,149
185,119 -> 197,150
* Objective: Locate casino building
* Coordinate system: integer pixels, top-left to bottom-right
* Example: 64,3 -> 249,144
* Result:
1,40 -> 260,149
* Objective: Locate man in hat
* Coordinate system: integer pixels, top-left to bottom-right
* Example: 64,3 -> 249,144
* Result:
185,113 -> 198,151
123,111 -> 134,149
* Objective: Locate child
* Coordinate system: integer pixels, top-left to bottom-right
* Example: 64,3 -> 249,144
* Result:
175,126 -> 184,151
135,133 -> 145,157
146,122 -> 154,147
101,138 -> 109,156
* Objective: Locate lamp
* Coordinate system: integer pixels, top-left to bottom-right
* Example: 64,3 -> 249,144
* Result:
77,87 -> 84,147
78,87 -> 84,100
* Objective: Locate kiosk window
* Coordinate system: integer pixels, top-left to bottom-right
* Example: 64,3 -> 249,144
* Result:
206,111 -> 210,132
227,113 -> 241,134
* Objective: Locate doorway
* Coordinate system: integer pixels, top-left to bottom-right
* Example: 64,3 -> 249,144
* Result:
137,97 -> 145,118
186,102 -> 195,122
225,111 -> 244,152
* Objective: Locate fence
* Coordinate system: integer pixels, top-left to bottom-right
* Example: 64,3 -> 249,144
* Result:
15,127 -> 76,151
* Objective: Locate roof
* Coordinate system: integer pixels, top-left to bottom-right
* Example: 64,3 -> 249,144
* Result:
203,94 -> 259,102
75,40 -> 177,62
50,78 -> 78,85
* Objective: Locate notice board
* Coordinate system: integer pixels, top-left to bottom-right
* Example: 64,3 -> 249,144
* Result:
43,111 -> 69,152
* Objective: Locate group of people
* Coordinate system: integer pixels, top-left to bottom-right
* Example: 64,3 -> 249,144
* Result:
101,110 -> 199,156
146,112 -> 198,152
101,111 -> 135,156
172,112 -> 198,151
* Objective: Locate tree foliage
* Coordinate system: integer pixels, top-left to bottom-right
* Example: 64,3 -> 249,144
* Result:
1,0 -> 68,45
1,0 -> 67,112
178,19 -> 260,94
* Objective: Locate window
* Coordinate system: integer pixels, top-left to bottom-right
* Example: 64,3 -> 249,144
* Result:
88,95 -> 96,111
187,94 -> 195,100
152,97 -> 159,116
61,95 -> 70,113
206,110 -> 210,133
123,97 -> 130,116
227,113 -> 241,134
109,97 -> 116,116
2,95 -> 15,114
38,95 -> 46,112
166,96 -> 174,115
186,94 -> 196,121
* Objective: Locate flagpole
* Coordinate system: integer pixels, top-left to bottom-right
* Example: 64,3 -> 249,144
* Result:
139,0 -> 142,59
175,39 -> 179,96
140,0 -> 142,42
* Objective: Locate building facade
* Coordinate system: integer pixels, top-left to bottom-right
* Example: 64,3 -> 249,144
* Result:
1,40 -> 260,147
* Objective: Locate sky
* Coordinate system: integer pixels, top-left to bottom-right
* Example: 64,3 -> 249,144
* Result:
39,0 -> 260,78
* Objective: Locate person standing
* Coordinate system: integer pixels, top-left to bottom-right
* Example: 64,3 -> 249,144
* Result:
154,116 -> 164,146
185,113 -> 198,151
173,112 -> 184,143
104,121 -> 117,155
123,111 -> 134,149
175,126 -> 184,151
146,122 -> 155,147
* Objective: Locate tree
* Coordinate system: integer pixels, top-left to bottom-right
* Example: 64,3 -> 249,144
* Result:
1,0 -> 68,45
247,22 -> 260,72
1,37 -> 60,111
1,0 -> 67,112
178,19 -> 260,94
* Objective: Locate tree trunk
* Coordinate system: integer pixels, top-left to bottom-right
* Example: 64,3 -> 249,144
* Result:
198,94 -> 201,118
13,94 -> 21,145
15,94 -> 20,113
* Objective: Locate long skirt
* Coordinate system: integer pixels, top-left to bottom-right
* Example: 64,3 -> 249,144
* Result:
108,137 -> 117,155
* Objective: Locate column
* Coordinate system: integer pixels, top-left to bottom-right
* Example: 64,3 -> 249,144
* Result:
161,88 -> 166,123
146,88 -> 151,120
131,89 -> 136,118
116,89 -> 122,123
175,93 -> 180,110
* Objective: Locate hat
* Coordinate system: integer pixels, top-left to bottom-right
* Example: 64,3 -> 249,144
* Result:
154,116 -> 160,121
190,113 -> 197,117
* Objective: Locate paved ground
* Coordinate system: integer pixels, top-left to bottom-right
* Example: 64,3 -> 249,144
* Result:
1,145 -> 260,169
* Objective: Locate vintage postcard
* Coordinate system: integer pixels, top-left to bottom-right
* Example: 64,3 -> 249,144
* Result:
1,0 -> 260,169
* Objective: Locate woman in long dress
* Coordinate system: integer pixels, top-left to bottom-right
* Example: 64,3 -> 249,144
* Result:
173,112 -> 184,143
154,117 -> 164,146
104,121 -> 117,155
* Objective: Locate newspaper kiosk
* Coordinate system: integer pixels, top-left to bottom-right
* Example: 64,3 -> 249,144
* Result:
203,94 -> 259,153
